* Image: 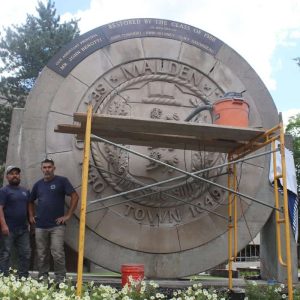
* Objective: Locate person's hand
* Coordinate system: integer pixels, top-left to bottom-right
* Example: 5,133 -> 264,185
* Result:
1,224 -> 9,235
56,215 -> 71,225
29,216 -> 36,224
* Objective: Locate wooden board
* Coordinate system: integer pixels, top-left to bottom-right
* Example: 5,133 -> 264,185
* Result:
55,113 -> 266,153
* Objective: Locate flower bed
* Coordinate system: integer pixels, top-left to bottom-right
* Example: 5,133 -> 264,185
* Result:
0,272 -> 229,300
1,271 -> 299,299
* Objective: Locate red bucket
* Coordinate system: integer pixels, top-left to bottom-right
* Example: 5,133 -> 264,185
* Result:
121,264 -> 144,287
213,98 -> 249,127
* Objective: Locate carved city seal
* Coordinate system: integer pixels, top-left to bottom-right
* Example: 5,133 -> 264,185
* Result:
75,59 -> 228,230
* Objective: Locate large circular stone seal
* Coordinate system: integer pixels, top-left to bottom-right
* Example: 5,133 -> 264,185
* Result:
21,18 -> 278,278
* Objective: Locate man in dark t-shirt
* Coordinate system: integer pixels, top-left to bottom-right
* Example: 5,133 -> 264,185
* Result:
29,158 -> 79,282
0,166 -> 31,277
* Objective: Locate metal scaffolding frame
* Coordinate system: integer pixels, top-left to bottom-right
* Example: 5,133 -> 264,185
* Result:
56,105 -> 294,299
225,122 -> 293,299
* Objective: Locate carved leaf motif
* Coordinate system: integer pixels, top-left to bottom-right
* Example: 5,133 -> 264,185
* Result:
109,75 -> 118,83
104,145 -> 128,175
107,99 -> 129,116
146,149 -> 179,173
189,97 -> 202,107
150,107 -> 162,119
165,112 -> 180,121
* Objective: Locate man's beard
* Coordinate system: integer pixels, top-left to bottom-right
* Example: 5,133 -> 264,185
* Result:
9,178 -> 20,186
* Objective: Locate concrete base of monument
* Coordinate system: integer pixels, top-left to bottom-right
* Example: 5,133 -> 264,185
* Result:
27,270 -> 280,287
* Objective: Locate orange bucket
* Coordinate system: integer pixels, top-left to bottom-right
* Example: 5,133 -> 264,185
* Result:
121,264 -> 144,287
213,98 -> 249,127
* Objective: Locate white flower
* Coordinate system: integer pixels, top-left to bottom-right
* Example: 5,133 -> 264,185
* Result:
59,282 -> 66,289
10,275 -> 16,281
282,294 -> 287,299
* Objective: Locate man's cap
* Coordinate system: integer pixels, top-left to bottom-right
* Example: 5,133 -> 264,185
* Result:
6,165 -> 21,174
41,158 -> 55,164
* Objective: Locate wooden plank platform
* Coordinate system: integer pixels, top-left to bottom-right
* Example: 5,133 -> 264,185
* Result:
55,113 -> 266,153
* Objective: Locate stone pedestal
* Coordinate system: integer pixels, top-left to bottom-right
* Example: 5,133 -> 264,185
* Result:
5,108 -> 25,183
260,210 -> 298,282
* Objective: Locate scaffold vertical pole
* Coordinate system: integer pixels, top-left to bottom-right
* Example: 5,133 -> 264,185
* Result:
233,163 -> 238,259
272,140 -> 287,266
279,121 -> 294,300
76,104 -> 93,297
227,157 -> 233,289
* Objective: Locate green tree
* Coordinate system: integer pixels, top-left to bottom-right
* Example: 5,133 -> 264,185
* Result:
0,0 -> 80,184
285,113 -> 300,195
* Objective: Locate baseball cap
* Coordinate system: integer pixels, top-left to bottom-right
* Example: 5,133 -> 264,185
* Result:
6,165 -> 21,175
41,158 -> 55,164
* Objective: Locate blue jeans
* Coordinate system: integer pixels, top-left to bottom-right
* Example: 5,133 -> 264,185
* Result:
0,227 -> 31,277
35,226 -> 66,281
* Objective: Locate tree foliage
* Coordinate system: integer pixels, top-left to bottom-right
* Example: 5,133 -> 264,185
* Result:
0,0 -> 80,184
294,57 -> 300,68
285,113 -> 300,195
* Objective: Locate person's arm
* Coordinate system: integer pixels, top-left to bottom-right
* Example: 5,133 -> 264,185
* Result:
0,205 -> 9,235
28,184 -> 37,224
28,202 -> 36,224
56,191 -> 79,224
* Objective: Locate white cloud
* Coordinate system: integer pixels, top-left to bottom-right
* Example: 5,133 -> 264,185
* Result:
1,0 -> 300,112
290,30 -> 300,39
0,1 -> 38,31
60,0 -> 300,94
282,109 -> 300,126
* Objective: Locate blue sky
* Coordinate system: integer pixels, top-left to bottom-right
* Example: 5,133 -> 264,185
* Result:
55,0 -> 89,15
1,0 -> 300,124
272,44 -> 300,114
